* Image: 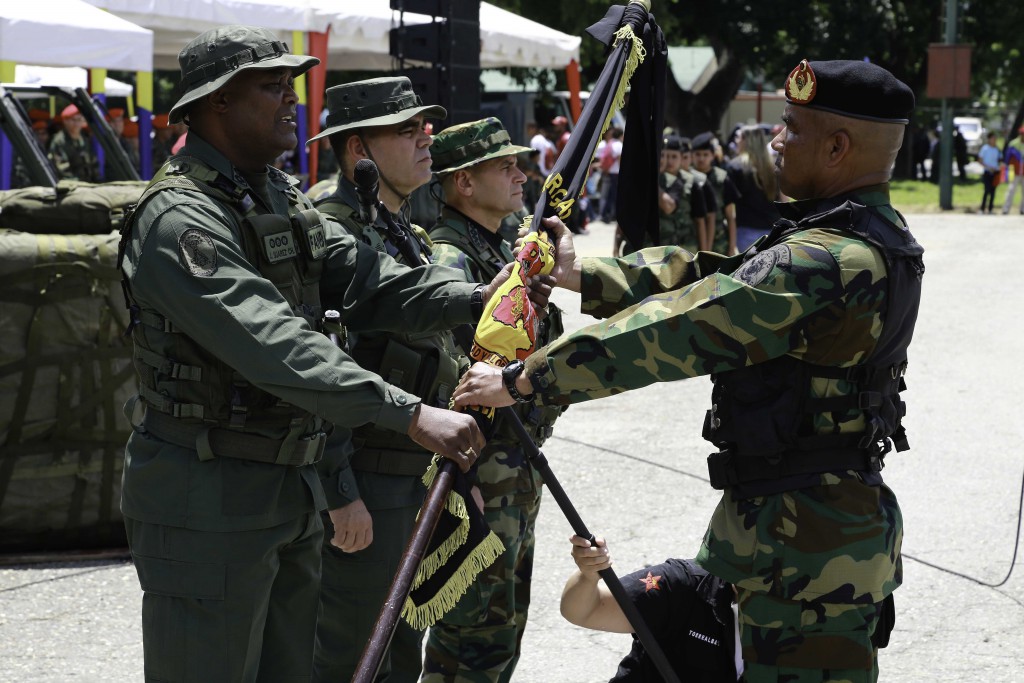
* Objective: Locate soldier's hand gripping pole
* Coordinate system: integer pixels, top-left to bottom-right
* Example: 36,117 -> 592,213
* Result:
499,405 -> 682,683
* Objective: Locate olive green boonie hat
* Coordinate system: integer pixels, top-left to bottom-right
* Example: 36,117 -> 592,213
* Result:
307,77 -> 447,144
431,117 -> 531,175
169,25 -> 320,124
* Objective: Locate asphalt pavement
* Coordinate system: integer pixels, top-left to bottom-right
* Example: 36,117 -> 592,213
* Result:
2,211 -> 1023,682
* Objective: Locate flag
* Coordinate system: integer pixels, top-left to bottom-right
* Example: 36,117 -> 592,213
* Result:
531,1 -> 666,252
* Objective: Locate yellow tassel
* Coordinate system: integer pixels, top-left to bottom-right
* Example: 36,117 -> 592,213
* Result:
401,530 -> 506,630
588,24 -> 646,183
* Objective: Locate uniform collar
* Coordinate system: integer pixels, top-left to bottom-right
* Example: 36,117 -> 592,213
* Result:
440,205 -> 510,258
776,182 -> 892,222
181,132 -> 294,197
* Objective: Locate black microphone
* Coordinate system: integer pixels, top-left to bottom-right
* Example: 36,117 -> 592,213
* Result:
353,158 -> 380,226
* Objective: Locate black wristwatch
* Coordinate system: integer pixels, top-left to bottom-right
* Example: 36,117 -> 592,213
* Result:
502,360 -> 535,403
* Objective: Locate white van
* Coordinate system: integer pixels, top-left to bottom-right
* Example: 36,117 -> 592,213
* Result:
953,116 -> 985,156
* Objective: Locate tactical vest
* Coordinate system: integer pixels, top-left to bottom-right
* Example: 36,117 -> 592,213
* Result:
430,217 -> 567,446
317,195 -> 466,473
704,200 -> 924,495
117,155 -> 331,466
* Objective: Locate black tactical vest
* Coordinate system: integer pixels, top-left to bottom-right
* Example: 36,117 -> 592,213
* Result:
117,155 -> 330,465
316,191 -> 466,468
704,197 -> 924,495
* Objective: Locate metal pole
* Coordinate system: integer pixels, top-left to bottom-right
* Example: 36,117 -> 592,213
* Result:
938,0 -> 958,210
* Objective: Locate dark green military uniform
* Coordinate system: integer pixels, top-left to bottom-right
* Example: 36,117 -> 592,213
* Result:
306,77 -> 453,683
118,28 -> 478,683
511,60 -> 921,683
424,118 -> 566,683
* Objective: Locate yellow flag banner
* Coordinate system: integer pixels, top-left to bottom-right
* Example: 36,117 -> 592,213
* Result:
401,224 -> 556,629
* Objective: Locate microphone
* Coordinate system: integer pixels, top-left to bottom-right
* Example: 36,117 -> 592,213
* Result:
353,158 -> 380,226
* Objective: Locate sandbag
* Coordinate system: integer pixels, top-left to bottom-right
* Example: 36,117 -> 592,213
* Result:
0,230 -> 134,551
0,179 -> 147,234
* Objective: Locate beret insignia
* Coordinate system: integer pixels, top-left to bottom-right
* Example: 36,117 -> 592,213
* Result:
786,59 -> 817,105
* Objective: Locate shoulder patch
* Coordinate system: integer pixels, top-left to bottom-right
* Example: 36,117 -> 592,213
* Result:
733,244 -> 790,286
178,229 -> 218,276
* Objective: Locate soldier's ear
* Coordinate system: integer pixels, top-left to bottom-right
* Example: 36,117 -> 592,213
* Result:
825,129 -> 852,167
453,168 -> 474,197
346,134 -> 368,161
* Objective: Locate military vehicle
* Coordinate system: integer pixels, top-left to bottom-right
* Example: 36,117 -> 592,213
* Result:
0,84 -> 144,553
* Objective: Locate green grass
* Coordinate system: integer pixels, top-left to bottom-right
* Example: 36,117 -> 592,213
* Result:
889,176 -> 1012,214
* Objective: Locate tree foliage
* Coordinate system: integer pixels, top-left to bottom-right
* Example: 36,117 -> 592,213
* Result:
490,0 -> 1024,136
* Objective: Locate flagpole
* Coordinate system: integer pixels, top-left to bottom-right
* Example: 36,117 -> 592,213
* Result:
351,459 -> 459,683
499,406 -> 683,683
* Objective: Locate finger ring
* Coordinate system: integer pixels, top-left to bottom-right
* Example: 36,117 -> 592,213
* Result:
460,447 -> 476,458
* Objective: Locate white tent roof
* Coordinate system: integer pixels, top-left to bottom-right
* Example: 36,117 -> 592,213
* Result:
84,0 -> 580,71
328,1 -> 581,71
0,0 -> 152,72
15,65 -> 135,97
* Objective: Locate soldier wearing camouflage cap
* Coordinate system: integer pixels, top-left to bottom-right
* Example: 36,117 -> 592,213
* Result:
308,77 -> 484,683
118,26 -> 487,681
455,58 -> 922,683
424,117 -> 567,682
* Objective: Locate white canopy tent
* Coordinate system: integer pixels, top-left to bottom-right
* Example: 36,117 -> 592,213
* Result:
15,65 -> 134,97
84,0 -> 580,71
0,0 -> 153,72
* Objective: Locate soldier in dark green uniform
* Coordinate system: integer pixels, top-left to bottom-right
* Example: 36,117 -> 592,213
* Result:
118,26 -> 493,682
645,135 -> 707,253
304,76 -> 459,683
48,104 -> 100,182
692,131 -> 739,255
454,59 -> 921,683
424,117 -> 567,682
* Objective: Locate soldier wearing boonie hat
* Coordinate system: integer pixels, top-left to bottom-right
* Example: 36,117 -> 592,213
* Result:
449,58 -> 922,683
424,117 -> 566,682
307,78 -> 470,683
118,26 -> 487,682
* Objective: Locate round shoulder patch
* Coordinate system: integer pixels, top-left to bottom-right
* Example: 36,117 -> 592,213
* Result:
733,244 -> 791,287
178,228 -> 218,277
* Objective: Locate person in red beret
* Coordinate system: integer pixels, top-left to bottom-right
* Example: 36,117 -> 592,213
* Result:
49,104 -> 99,181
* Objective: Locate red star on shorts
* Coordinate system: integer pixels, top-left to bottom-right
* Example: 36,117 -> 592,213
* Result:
639,571 -> 662,592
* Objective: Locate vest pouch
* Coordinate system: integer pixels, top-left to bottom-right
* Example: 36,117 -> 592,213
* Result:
245,214 -> 299,283
378,338 -> 424,396
711,361 -> 806,457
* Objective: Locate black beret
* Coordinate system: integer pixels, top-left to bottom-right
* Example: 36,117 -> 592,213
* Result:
678,137 -> 693,151
691,132 -> 715,151
784,59 -> 914,124
663,134 -> 683,151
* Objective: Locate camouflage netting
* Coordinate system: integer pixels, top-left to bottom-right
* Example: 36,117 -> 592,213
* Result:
0,229 -> 134,551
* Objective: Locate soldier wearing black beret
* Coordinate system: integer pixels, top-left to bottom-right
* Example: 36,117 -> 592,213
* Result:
691,131 -> 740,254
453,57 -> 922,683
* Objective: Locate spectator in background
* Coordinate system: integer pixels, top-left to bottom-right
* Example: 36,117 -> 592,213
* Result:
912,125 -> 930,180
978,132 -> 1001,214
151,114 -> 175,169
598,127 -> 623,222
49,104 -> 99,182
528,120 -> 556,177
552,115 -> 570,158
953,126 -> 968,181
1002,125 -> 1024,215
727,124 -> 781,251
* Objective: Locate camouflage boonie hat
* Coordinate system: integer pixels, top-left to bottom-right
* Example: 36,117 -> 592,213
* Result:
169,25 -> 320,124
431,117 -> 531,175
307,77 -> 446,144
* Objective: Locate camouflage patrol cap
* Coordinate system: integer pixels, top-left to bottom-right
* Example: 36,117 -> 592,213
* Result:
784,59 -> 914,124
307,77 -> 446,144
169,25 -> 320,125
430,117 -> 531,175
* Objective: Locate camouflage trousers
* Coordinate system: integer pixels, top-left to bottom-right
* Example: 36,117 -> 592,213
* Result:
421,495 -> 541,683
697,475 -> 902,682
737,589 -> 886,683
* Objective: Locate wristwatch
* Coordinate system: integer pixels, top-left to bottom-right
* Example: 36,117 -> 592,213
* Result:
501,360 -> 535,403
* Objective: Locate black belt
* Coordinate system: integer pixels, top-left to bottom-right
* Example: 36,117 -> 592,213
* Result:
349,447 -> 432,477
142,410 -> 325,467
707,448 -> 883,490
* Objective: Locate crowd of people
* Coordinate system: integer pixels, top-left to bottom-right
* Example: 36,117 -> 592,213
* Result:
110,23 -> 922,683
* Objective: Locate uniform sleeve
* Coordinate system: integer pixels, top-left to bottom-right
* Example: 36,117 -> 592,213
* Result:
525,237 -> 855,406
690,182 -> 708,219
723,174 -> 741,207
126,193 -> 474,436
702,182 -> 718,213
430,242 -> 483,283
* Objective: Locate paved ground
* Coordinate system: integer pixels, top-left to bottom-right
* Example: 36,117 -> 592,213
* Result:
2,212 -> 1023,682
